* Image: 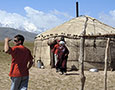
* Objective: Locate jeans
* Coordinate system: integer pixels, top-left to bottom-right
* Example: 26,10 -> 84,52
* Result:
10,76 -> 29,90
54,54 -> 58,66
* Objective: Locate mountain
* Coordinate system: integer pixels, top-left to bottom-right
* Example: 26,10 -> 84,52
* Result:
0,27 -> 37,41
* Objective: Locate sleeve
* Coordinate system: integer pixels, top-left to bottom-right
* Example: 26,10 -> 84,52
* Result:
9,47 -> 17,55
51,45 -> 56,53
65,46 -> 69,55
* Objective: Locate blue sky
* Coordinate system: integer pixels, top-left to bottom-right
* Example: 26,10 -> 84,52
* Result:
0,0 -> 115,33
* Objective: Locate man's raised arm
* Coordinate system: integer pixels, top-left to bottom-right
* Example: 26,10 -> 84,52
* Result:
4,38 -> 11,53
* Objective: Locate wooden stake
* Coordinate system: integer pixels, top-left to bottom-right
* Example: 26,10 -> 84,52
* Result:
104,38 -> 110,90
79,17 -> 88,90
79,37 -> 86,90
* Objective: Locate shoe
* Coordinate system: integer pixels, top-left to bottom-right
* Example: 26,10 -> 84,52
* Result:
59,72 -> 63,75
64,72 -> 67,75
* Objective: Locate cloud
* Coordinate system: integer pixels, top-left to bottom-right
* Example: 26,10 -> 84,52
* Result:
99,10 -> 115,27
0,6 -> 73,33
50,9 -> 73,21
0,9 -> 37,32
24,7 -> 73,32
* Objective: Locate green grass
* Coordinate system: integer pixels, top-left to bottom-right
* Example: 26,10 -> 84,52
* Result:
0,41 -> 11,66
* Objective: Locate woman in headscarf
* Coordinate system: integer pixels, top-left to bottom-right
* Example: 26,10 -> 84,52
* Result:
56,41 -> 69,75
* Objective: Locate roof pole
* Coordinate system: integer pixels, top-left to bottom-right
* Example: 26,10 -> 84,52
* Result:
76,2 -> 79,17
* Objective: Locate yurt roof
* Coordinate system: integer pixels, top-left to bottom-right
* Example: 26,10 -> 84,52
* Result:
36,15 -> 115,40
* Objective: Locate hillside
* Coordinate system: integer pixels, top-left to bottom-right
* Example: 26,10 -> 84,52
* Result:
0,27 -> 37,41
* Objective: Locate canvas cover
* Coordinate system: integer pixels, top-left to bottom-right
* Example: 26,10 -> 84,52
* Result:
34,16 -> 115,70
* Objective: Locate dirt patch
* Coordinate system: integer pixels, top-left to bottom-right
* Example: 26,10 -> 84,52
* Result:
0,65 -> 115,90
28,67 -> 115,90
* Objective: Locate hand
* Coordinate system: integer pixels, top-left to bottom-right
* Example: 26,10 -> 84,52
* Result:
65,54 -> 68,56
5,38 -> 12,42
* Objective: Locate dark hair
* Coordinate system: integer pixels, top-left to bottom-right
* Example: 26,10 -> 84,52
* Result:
60,36 -> 65,41
14,34 -> 25,45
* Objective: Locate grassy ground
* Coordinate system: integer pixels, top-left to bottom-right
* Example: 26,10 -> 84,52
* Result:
0,41 -> 115,90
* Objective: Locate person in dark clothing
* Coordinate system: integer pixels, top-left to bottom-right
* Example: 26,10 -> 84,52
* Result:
56,41 -> 69,75
47,39 -> 57,68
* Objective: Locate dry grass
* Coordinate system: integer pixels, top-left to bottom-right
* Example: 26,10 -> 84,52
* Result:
0,41 -> 115,90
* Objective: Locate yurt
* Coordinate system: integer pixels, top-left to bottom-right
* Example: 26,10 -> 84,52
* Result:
33,15 -> 115,70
